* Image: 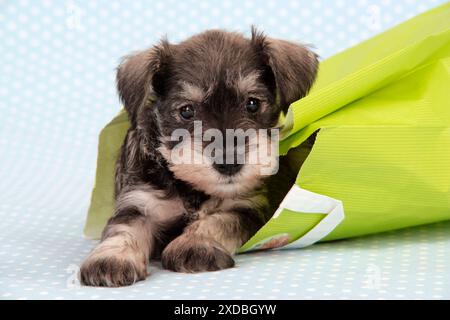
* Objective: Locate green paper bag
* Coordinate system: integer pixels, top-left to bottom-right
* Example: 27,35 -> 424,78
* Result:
84,3 -> 450,253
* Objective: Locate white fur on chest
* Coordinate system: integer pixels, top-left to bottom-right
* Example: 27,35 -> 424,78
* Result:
198,194 -> 268,218
117,184 -> 268,224
116,185 -> 185,224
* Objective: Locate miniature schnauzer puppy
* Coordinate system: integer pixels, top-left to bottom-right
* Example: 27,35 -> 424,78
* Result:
80,27 -> 318,287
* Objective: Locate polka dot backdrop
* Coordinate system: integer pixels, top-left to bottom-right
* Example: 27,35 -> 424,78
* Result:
0,0 -> 449,299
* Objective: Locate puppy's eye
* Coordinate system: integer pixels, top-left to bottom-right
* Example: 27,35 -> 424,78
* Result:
179,105 -> 195,120
246,98 -> 260,113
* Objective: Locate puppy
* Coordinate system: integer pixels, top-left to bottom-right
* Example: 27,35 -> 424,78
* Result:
80,27 -> 318,287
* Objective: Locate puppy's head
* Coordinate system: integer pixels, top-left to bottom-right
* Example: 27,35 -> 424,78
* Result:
117,28 -> 318,198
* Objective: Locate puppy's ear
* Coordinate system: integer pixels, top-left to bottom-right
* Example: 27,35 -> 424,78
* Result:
251,27 -> 319,112
116,39 -> 172,120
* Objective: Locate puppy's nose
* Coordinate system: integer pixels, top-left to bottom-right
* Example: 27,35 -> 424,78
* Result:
213,163 -> 243,176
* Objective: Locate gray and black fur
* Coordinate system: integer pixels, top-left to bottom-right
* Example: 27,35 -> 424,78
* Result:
80,27 -> 318,287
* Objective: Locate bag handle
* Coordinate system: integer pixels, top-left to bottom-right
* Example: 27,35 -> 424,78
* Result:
273,185 -> 345,249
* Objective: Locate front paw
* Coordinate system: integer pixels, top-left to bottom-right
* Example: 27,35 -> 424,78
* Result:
161,235 -> 235,273
79,255 -> 147,287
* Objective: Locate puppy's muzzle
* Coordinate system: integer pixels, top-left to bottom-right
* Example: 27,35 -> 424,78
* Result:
212,144 -> 245,176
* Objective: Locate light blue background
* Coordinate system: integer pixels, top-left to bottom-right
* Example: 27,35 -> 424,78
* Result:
1,0 -> 449,299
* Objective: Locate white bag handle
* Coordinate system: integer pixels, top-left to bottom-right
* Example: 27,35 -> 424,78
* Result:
273,185 -> 345,249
